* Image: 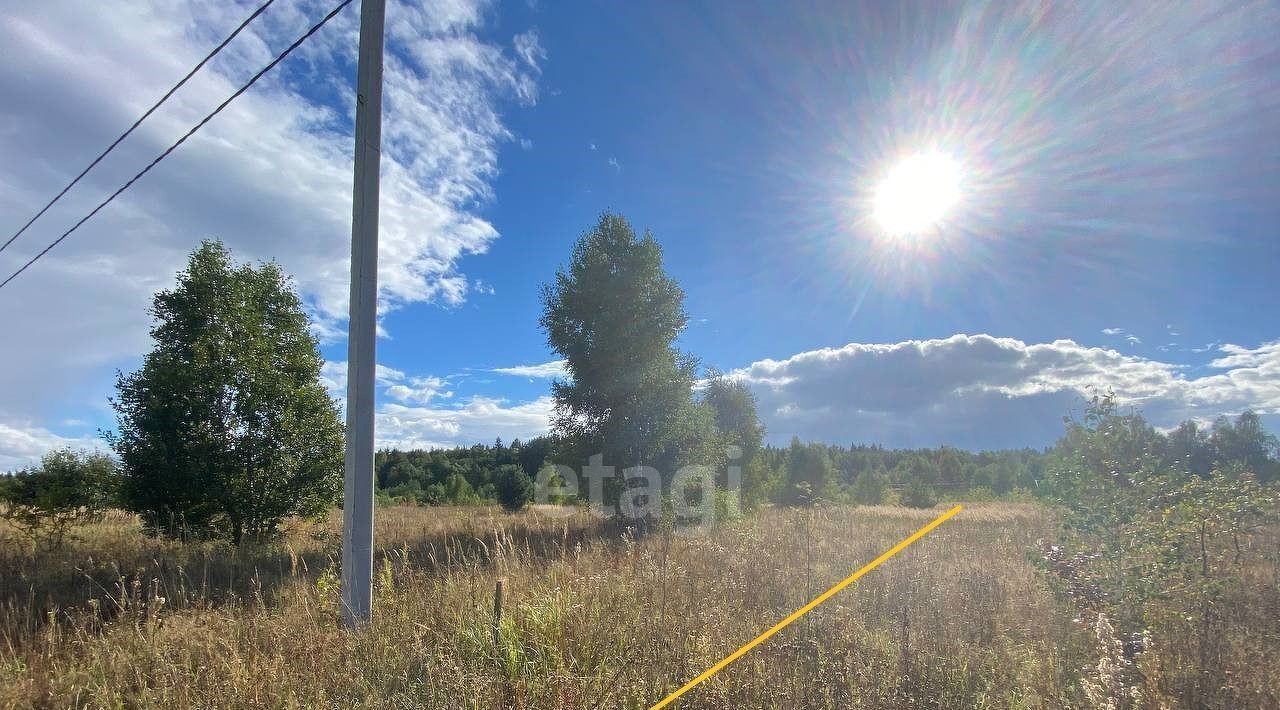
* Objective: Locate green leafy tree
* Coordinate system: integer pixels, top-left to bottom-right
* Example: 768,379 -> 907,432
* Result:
1043,393 -> 1166,609
106,241 -> 343,545
850,466 -> 888,505
494,464 -> 535,512
382,457 -> 424,490
1209,410 -> 1279,482
781,438 -> 835,506
444,473 -> 479,505
701,372 -> 771,508
1164,420 -> 1214,477
540,213 -> 707,497
0,449 -> 118,549
1041,394 -> 1280,706
899,474 -> 937,508
517,436 -> 554,478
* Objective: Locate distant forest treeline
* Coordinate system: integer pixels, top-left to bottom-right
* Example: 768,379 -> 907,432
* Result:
372,437 -> 1043,508
374,408 -> 1279,508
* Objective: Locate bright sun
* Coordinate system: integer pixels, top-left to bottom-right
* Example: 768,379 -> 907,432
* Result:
872,151 -> 963,236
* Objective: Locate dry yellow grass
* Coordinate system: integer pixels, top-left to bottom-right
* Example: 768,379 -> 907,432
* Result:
0,502 -> 1268,708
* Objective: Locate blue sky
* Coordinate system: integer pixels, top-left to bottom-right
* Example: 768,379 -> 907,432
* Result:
1,0 -> 1278,466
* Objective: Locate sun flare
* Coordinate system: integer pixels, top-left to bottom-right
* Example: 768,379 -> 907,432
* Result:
872,151 -> 963,236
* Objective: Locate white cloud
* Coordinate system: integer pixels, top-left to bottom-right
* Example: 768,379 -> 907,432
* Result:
318,360 -> 349,400
0,0 -> 541,461
377,395 -> 553,449
1102,327 -> 1142,346
1209,341 -> 1280,369
323,360 -> 451,406
320,359 -> 553,450
0,421 -> 105,471
512,29 -> 546,70
492,359 -> 566,378
730,334 -> 1280,449
385,376 -> 452,405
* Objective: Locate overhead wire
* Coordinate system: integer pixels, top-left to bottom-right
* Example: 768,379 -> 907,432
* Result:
0,0 -> 355,293
0,0 -> 277,256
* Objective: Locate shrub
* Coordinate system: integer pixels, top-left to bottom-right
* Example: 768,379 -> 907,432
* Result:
494,465 -> 534,512
713,487 -> 744,523
899,475 -> 937,508
0,449 -> 118,549
850,467 -> 888,505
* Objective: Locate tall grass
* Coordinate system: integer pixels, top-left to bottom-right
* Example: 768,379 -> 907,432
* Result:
0,503 -> 1273,708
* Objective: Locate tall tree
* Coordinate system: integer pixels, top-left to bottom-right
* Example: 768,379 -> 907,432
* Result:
107,241 -> 343,544
1210,410 -> 1279,482
781,437 -> 835,506
1164,420 -> 1213,477
701,372 -> 771,507
540,214 -> 706,490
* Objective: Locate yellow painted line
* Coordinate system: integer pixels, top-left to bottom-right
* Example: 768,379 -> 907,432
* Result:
649,504 -> 963,709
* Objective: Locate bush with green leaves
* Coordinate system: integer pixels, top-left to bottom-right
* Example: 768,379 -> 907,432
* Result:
494,464 -> 535,512
899,474 -> 937,508
106,241 -> 343,545
0,449 -> 118,549
850,467 -> 889,505
780,437 -> 835,507
1042,392 -> 1280,706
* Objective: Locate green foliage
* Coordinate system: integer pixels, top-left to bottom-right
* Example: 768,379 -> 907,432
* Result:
516,437 -> 552,481
713,486 -> 744,523
106,241 -> 343,545
1206,410 -> 1279,482
758,441 -> 1047,504
494,464 -> 534,512
899,474 -> 937,508
371,436 -> 555,507
0,449 -> 118,549
701,372 -> 771,509
1040,393 -> 1280,706
780,437 -> 835,506
444,473 -> 480,506
850,466 -> 888,505
540,213 -> 707,490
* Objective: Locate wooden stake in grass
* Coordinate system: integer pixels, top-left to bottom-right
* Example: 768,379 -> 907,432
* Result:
492,578 -> 505,649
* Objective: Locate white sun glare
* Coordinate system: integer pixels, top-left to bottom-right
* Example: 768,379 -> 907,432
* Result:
872,151 -> 963,236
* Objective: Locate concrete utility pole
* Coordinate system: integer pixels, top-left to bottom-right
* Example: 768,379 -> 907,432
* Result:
342,0 -> 386,628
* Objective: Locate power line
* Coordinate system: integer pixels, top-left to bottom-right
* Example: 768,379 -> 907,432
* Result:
0,0 -> 276,256
0,0 -> 354,293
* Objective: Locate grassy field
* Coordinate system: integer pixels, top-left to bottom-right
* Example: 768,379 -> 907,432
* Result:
0,502 -> 1272,708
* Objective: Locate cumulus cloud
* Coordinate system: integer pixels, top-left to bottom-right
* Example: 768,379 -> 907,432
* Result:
376,396 -> 553,450
0,422 -> 105,471
492,359 -> 566,378
385,376 -> 451,405
730,335 -> 1280,450
319,359 -> 547,450
0,0 -> 540,463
